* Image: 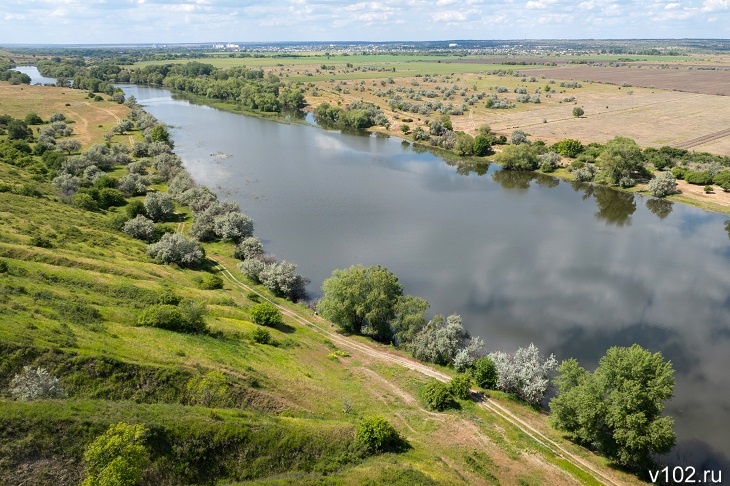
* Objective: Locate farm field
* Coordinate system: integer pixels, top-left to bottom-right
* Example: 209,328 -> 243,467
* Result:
133,52 -> 730,156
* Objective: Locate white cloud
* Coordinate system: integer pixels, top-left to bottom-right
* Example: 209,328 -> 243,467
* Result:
702,0 -> 730,10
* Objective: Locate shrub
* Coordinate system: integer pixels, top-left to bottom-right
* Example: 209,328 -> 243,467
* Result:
684,170 -> 714,186
422,379 -> 454,411
470,356 -> 498,389
704,185 -> 714,193
249,302 -> 282,327
648,172 -> 678,198
618,176 -> 635,188
251,327 -> 272,344
195,273 -> 223,290
510,130 -> 529,145
213,211 -> 254,243
125,200 -> 146,219
538,152 -> 561,172
97,188 -> 126,209
573,165 -> 595,182
122,215 -> 157,242
82,423 -> 149,486
117,174 -> 148,197
146,233 -> 204,267
186,371 -> 228,407
0,259 -> 8,273
9,366 -> 66,400
713,171 -> 730,188
488,343 -> 557,405
137,302 -> 207,333
450,374 -> 472,400
410,314 -> 467,366
572,107 -> 584,117
29,234 -> 54,248
671,167 -> 687,180
356,416 -> 402,453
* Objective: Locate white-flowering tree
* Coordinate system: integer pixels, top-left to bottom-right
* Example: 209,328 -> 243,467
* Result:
10,366 -> 66,400
143,192 -> 175,222
489,343 -> 557,405
146,233 -> 204,267
122,215 -> 157,242
52,174 -> 81,197
234,236 -> 264,260
648,172 -> 678,198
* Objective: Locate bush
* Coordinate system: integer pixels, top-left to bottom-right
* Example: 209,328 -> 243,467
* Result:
422,379 -> 454,411
249,302 -> 282,327
618,176 -> 635,188
552,139 -> 583,158
538,152 -> 561,172
489,344 -> 557,405
82,423 -> 149,486
195,273 -> 223,290
137,302 -> 207,333
671,167 -> 687,180
705,185 -> 714,193
251,327 -> 272,344
572,107 -> 584,117
146,233 -> 204,267
470,356 -> 498,389
684,170 -> 714,185
126,200 -> 147,219
122,215 -> 157,242
573,165 -> 596,182
97,188 -> 126,209
9,366 -> 66,400
450,374 -> 472,400
356,416 -> 402,453
186,371 -> 228,407
713,171 -> 730,187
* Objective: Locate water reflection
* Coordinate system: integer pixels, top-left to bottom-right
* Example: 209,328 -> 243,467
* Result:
593,186 -> 636,226
646,198 -> 674,220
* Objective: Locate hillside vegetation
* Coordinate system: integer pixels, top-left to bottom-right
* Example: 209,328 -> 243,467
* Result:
0,81 -> 645,485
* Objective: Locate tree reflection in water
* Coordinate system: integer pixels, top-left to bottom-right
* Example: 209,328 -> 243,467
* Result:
646,198 -> 674,220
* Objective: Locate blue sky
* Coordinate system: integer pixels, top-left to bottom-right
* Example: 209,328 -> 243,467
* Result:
1,0 -> 729,45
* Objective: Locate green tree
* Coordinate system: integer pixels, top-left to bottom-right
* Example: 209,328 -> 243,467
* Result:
596,136 -> 644,185
149,124 -> 172,146
317,264 -> 403,340
472,134 -> 493,156
455,132 -> 475,156
390,295 -> 429,346
470,356 -> 498,389
550,345 -> 675,470
82,422 -> 149,486
356,416 -> 402,454
552,139 -> 584,158
496,144 -> 538,171
450,374 -> 472,400
7,119 -> 32,140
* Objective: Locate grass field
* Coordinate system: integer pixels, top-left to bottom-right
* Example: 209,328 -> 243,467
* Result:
0,82 -> 647,484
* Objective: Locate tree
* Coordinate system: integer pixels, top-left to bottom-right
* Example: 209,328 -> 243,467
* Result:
234,236 -> 263,260
82,423 -> 149,486
410,314 -> 468,365
257,260 -> 309,301
455,132 -> 475,156
149,124 -> 172,146
470,356 -> 498,390
317,265 -> 403,340
647,172 -> 677,198
510,130 -> 529,145
400,124 -> 410,134
422,379 -> 454,411
552,138 -> 584,158
24,112 -> 43,125
56,139 -> 82,155
390,295 -> 429,346
143,192 -> 175,222
596,136 -> 644,185
450,374 -> 472,400
112,120 -> 134,135
146,233 -> 204,267
572,107 -> 584,117
10,366 -> 66,400
550,345 -> 675,470
7,119 -> 32,140
249,302 -> 282,327
122,215 -> 157,242
496,144 -> 538,171
472,134 -> 493,156
488,343 -> 557,405
213,211 -> 254,243
52,174 -> 81,197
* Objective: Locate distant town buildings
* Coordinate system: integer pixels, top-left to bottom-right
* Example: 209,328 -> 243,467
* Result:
212,43 -> 240,51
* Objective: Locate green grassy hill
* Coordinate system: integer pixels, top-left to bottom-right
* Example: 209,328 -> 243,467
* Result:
0,82 -> 642,485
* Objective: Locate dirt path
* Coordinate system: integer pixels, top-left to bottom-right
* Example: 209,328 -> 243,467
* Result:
82,101 -> 134,146
674,127 -> 730,149
208,256 -> 624,486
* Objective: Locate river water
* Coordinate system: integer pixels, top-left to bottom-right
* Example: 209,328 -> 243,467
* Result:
119,84 -> 729,470
12,65 -> 57,86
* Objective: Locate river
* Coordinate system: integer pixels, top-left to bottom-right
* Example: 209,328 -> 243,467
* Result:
119,84 -> 729,471
12,65 -> 58,86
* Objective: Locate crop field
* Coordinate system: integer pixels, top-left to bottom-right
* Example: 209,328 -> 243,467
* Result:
132,52 -> 730,155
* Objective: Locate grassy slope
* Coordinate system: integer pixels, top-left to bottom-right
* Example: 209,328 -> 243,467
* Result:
0,82 -> 643,485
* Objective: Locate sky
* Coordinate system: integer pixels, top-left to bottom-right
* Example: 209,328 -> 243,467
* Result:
1,0 -> 729,45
